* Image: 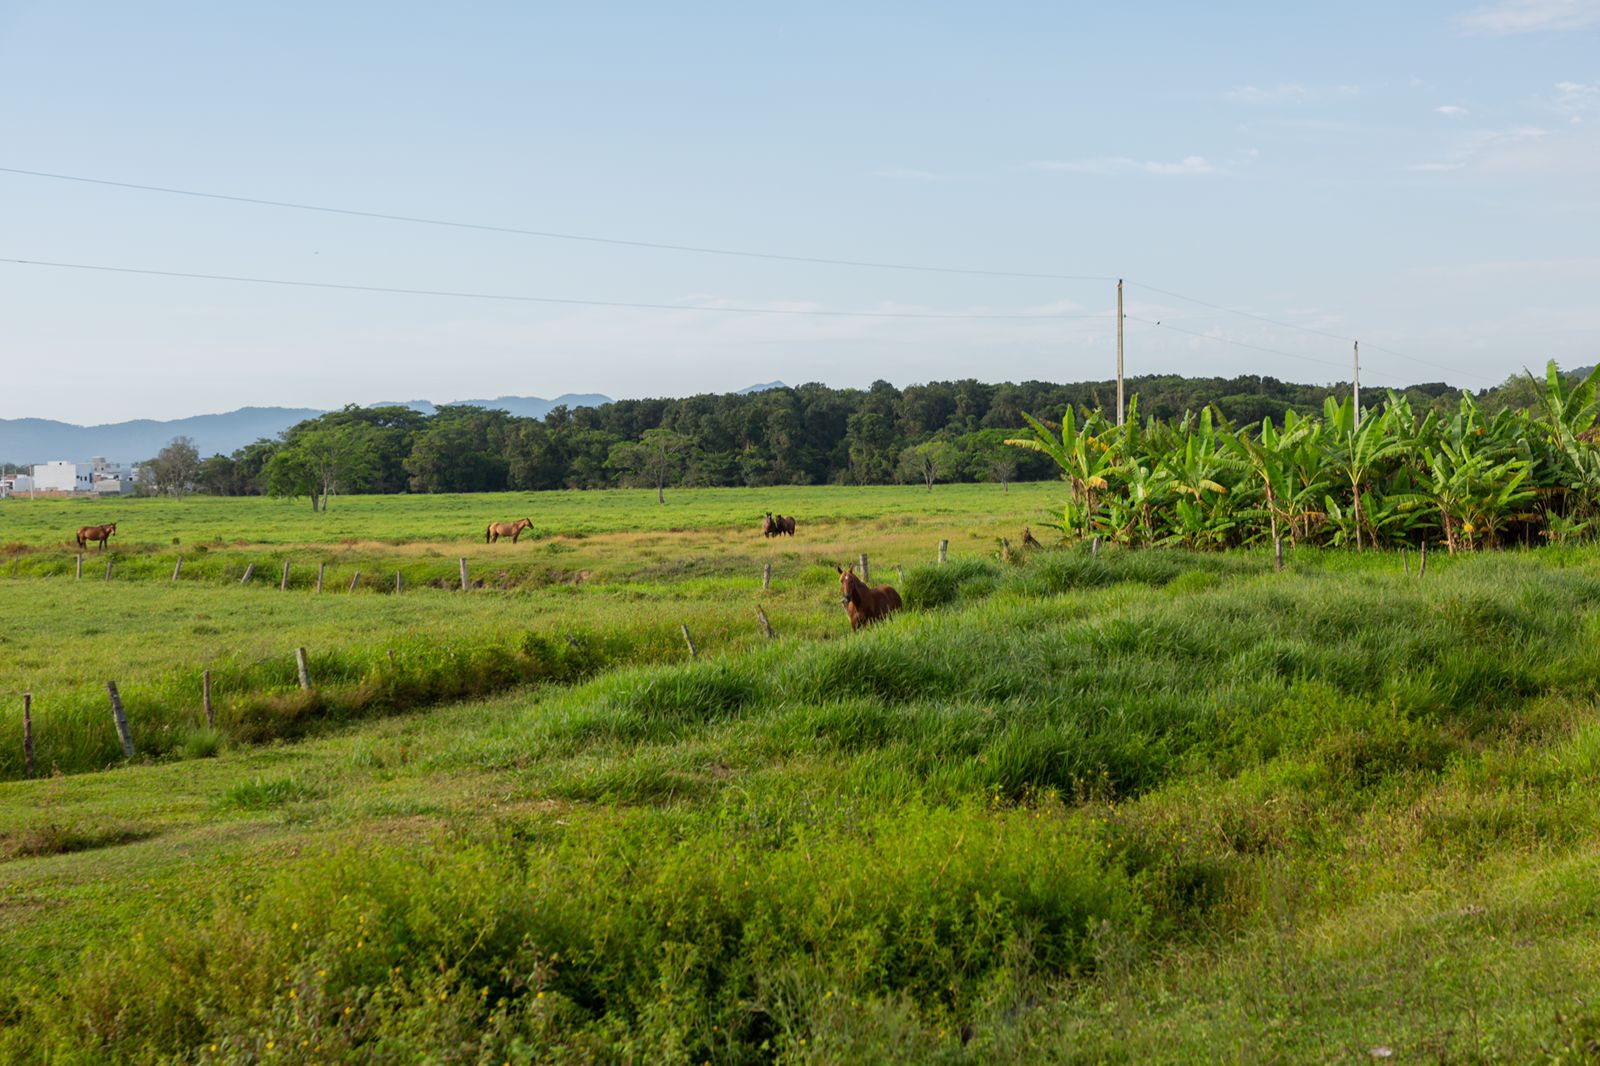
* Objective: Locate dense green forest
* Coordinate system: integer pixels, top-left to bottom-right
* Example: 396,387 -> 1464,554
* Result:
164,372 -> 1538,501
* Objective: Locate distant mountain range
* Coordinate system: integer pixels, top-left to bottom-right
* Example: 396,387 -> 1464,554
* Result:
0,393 -> 613,465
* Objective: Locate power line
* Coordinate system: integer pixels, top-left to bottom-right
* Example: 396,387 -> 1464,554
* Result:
0,166 -> 1512,383
1123,314 -> 1411,384
1123,279 -> 1489,382
0,166 -> 1116,283
0,256 -> 1112,320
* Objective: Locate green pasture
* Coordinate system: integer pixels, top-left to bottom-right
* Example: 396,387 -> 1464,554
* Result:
0,482 -> 1060,551
0,484 -> 1060,781
6,542 -> 1600,1060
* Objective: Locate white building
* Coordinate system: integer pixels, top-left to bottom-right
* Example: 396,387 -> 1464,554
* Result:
32,460 -> 95,493
0,474 -> 33,497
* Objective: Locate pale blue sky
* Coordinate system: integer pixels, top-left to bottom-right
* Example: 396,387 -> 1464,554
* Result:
2,1 -> 1597,422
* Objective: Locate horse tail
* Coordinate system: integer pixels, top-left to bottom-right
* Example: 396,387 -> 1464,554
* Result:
485,525 -> 492,544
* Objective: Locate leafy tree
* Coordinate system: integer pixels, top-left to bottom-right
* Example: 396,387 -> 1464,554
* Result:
608,428 -> 692,503
266,424 -> 377,510
149,436 -> 201,496
897,440 -> 961,492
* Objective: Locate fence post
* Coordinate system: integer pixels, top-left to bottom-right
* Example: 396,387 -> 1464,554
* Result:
280,560 -> 290,590
295,647 -> 312,691
76,553 -> 83,580
104,558 -> 113,581
348,571 -> 361,593
1420,539 -> 1428,578
896,563 -> 905,584
172,555 -> 183,582
858,553 -> 869,584
459,558 -> 469,592
762,562 -> 772,590
938,539 -> 948,565
202,669 -> 214,729
1274,537 -> 1284,572
1091,536 -> 1101,558
680,623 -> 698,659
1402,546 -> 1411,577
1001,537 -> 1012,563
756,607 -> 775,640
239,563 -> 255,585
22,693 -> 33,779
395,571 -> 403,594
107,682 -> 135,758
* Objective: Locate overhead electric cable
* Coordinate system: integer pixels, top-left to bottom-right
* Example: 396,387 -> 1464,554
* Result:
0,166 -> 1115,283
1123,314 -> 1410,384
1124,279 -> 1489,382
0,256 -> 1111,320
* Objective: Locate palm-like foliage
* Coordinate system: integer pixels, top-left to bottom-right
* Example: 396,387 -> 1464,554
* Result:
1008,361 -> 1599,551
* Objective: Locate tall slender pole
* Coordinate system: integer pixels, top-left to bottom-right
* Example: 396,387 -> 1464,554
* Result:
1353,340 -> 1361,429
1116,279 -> 1125,427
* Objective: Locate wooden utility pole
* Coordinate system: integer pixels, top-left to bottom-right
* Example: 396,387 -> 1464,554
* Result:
1353,340 -> 1361,429
1116,279 -> 1126,427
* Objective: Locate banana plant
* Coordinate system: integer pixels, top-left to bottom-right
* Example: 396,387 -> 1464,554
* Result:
1006,405 -> 1125,538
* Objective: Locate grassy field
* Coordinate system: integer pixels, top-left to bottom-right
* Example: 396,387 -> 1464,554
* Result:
6,486 -> 1600,1061
0,485 -> 1054,779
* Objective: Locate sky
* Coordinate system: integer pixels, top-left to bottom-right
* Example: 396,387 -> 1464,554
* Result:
2,0 -> 1598,424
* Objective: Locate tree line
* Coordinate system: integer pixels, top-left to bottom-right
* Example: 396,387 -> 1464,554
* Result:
128,372 -> 1540,503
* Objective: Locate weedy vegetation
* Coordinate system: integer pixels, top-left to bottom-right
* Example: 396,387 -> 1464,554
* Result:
3,477 -> 1600,1061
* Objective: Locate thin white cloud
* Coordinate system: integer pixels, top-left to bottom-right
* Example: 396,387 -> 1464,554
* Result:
1459,0 -> 1600,34
1033,155 -> 1220,176
1407,161 -> 1468,172
1435,105 -> 1470,116
1552,80 -> 1599,123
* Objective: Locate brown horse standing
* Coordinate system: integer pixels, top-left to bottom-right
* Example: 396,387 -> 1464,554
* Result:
486,517 -> 534,544
838,565 -> 901,630
77,522 -> 117,550
763,512 -> 796,537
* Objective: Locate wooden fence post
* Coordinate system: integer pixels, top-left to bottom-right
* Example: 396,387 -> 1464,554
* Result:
1420,539 -> 1428,578
896,564 -> 905,584
239,563 -> 255,585
762,562 -> 771,590
22,693 -> 33,779
938,539 -> 948,565
295,647 -> 312,690
172,555 -> 183,582
459,558 -> 469,592
1091,536 -> 1101,558
680,623 -> 698,659
395,571 -> 403,594
1274,537 -> 1284,572
756,607 -> 775,640
280,560 -> 291,590
348,571 -> 361,593
107,682 -> 135,758
858,553 -> 869,584
316,563 -> 325,594
202,670 -> 214,729
76,554 -> 83,579
104,558 -> 113,580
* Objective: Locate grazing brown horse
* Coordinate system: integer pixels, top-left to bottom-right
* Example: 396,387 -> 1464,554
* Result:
763,512 -> 796,537
486,517 -> 534,544
77,522 -> 116,550
837,565 -> 901,631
